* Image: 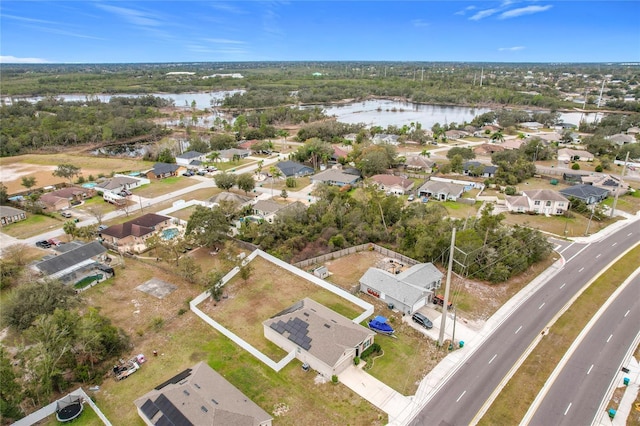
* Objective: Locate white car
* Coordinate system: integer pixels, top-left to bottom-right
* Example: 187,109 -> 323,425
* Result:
408,194 -> 415,202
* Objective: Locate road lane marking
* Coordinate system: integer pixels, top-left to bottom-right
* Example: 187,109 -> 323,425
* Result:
628,233 -> 633,237
539,302 -> 546,310
559,283 -> 566,289
587,364 -> 594,375
578,267 -> 584,272
612,242 -> 617,247
564,403 -> 572,415
515,326 -> 522,334
596,253 -> 601,258
489,354 -> 497,364
567,244 -> 590,263
607,334 -> 613,343
625,310 -> 630,317
456,390 -> 466,402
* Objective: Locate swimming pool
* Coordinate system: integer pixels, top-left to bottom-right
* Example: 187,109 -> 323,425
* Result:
161,228 -> 179,240
82,182 -> 97,188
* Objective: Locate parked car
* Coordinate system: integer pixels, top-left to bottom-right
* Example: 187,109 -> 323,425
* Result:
408,194 -> 415,202
119,189 -> 132,196
36,240 -> 52,249
411,312 -> 433,329
47,238 -> 63,247
196,169 -> 207,176
97,225 -> 109,231
182,170 -> 194,177
60,211 -> 73,218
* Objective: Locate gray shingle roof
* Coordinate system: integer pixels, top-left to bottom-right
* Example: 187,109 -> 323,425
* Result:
151,163 -> 180,175
35,241 -> 106,275
560,185 -> 609,199
176,150 -> 203,159
360,263 -> 443,306
0,205 -> 26,217
276,161 -> 313,177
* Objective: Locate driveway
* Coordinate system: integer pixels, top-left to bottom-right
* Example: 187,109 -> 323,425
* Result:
339,365 -> 412,423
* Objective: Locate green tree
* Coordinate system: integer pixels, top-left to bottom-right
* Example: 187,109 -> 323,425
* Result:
62,220 -> 77,239
21,176 -> 37,191
186,206 -> 230,248
269,166 -> 282,197
490,130 -> 505,144
0,347 -> 23,421
157,148 -> 176,163
2,280 -> 76,330
52,164 -> 81,184
449,154 -> 464,173
233,115 -> 248,138
446,147 -> 475,161
214,172 -> 237,191
177,256 -> 202,284
236,173 -> 255,194
280,189 -> 288,200
204,271 -> 225,301
0,183 -> 8,205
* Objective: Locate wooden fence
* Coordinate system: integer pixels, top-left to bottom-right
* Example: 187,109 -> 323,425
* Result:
292,243 -> 418,270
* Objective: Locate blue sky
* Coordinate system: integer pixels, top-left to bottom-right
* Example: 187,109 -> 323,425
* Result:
1,1 -> 638,64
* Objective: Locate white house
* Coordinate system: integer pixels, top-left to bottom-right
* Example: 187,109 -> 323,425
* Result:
369,174 -> 414,195
176,150 -> 206,167
557,148 -> 594,162
263,298 -> 375,379
505,189 -> 569,215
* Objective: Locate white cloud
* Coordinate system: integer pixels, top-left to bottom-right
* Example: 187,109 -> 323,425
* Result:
203,38 -> 246,45
209,3 -> 246,14
411,19 -> 429,28
0,55 -> 49,64
455,5 -> 476,16
95,4 -> 162,27
498,46 -> 525,51
499,5 -> 552,19
469,8 -> 499,21
1,14 -> 58,25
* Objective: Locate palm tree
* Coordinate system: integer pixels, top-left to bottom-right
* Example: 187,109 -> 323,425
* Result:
207,152 -> 220,163
490,130 -> 504,144
269,166 -> 282,197
420,149 -> 431,158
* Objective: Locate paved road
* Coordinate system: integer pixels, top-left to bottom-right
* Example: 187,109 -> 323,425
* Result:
407,223 -> 638,426
527,272 -> 640,426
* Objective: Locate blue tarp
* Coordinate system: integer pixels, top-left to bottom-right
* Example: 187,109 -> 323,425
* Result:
369,316 -> 394,335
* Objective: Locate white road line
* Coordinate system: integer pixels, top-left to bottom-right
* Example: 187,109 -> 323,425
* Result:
539,302 -> 546,310
578,267 -> 584,272
456,390 -> 466,402
489,354 -> 497,364
625,310 -> 630,318
564,403 -> 572,416
515,326 -> 522,334
628,233 -> 633,237
587,364 -> 594,375
612,242 -> 617,247
566,244 -> 590,263
596,253 -> 601,258
560,242 -> 574,254
607,334 -> 613,343
559,283 -> 566,289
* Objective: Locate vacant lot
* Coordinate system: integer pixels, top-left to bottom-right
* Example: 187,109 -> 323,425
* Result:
132,176 -> 199,198
0,154 -> 153,194
1,213 -> 64,238
503,211 -> 619,238
199,255 -> 364,360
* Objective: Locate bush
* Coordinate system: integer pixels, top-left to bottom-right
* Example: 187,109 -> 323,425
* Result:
504,186 -> 517,195
353,356 -> 360,366
595,164 -> 603,172
571,163 -> 580,170
177,308 -> 187,316
331,374 -> 339,384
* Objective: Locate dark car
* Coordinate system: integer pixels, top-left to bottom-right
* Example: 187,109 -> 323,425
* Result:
36,240 -> 52,249
411,312 -> 433,329
182,171 -> 194,177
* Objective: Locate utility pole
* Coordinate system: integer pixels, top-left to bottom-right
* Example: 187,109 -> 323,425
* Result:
438,228 -> 456,346
610,152 -> 629,218
479,68 -> 484,87
421,68 -> 424,82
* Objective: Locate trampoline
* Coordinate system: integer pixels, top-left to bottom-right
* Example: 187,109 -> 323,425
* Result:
56,395 -> 84,423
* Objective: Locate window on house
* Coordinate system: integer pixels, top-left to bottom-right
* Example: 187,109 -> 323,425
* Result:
546,201 -> 551,206
534,201 -> 540,205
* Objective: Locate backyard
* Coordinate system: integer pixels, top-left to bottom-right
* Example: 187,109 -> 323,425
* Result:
1,213 -> 64,238
131,176 -> 199,198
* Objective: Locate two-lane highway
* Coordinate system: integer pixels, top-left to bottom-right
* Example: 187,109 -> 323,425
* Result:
528,272 -> 640,425
407,223 -> 638,426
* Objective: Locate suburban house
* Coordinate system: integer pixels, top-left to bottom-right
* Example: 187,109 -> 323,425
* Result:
359,263 -> 444,315
263,298 -> 375,378
607,133 -> 636,146
176,150 -> 206,167
417,181 -> 466,201
581,174 -> 630,196
40,186 -> 96,211
100,213 -> 173,253
311,169 -> 361,187
217,148 -> 251,162
33,241 -> 113,286
560,185 -> 609,205
537,132 -> 563,143
237,139 -> 260,151
473,144 -> 505,156
275,161 -> 314,178
252,200 -> 305,223
462,161 -> 497,178
500,139 -> 524,150
95,175 -> 148,194
557,148 -> 594,162
505,189 -> 569,215
405,155 -> 435,172
0,206 -> 27,227
145,163 -> 181,179
369,174 -> 414,195
444,130 -> 467,140
519,122 -> 544,131
372,134 -> 399,146
207,192 -> 254,209
134,362 -> 272,426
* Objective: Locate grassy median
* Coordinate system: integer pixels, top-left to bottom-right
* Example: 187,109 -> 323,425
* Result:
479,244 -> 640,425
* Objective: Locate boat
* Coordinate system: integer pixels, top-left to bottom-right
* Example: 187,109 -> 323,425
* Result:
368,316 -> 394,335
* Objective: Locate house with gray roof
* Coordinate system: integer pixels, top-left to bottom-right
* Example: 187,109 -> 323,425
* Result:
33,241 -> 112,285
359,263 -> 443,315
559,184 -> 609,205
263,298 -> 375,378
372,133 -> 399,146
581,174 -> 630,196
95,175 -> 148,194
134,361 -> 272,426
463,161 -> 497,178
405,155 -> 435,172
607,133 -> 636,146
417,180 -> 466,201
369,174 -> 414,195
0,205 -> 26,227
275,161 -> 314,178
176,150 -> 206,167
218,148 -> 251,162
311,169 -> 360,187
557,148 -> 594,163
145,163 -> 181,179
252,200 -> 305,223
505,189 -> 569,215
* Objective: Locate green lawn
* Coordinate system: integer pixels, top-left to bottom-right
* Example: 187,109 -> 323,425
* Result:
132,176 -> 199,198
1,213 -> 63,238
602,191 -> 640,215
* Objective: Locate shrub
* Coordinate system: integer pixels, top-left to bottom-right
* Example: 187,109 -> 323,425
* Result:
504,186 -> 517,195
353,356 -> 360,366
331,374 -> 339,384
595,164 -> 603,172
151,317 -> 164,331
177,308 -> 187,316
571,163 -> 580,170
